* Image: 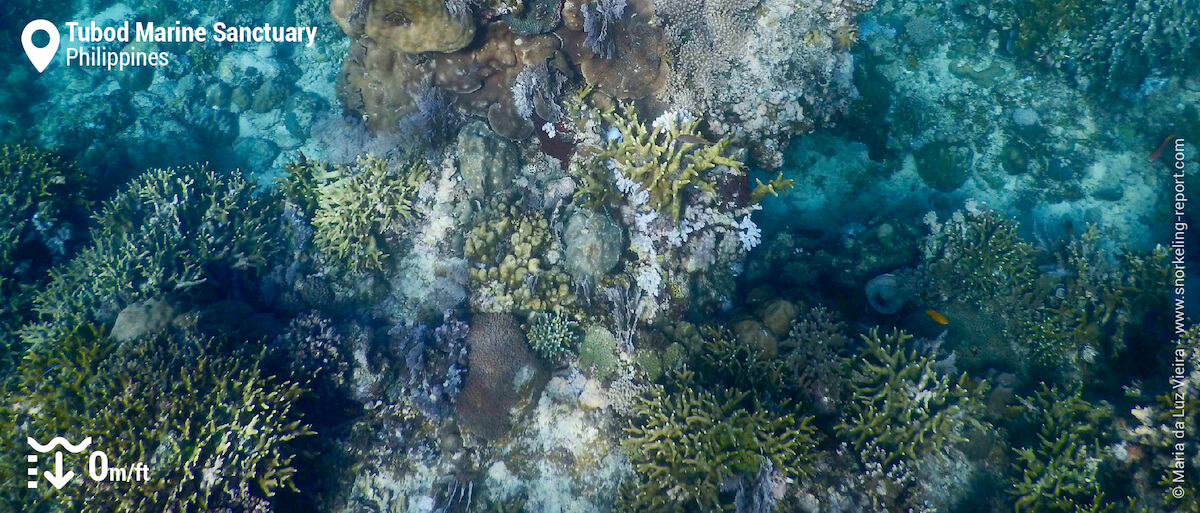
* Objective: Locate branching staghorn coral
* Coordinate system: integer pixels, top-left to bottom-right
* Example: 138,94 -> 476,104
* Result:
0,325 -> 310,513
32,165 -> 277,337
526,310 -> 578,364
921,205 -> 1036,308
1032,226 -> 1168,364
311,156 -> 430,273
1014,0 -> 1197,89
0,145 -> 87,375
598,107 -> 741,220
1011,384 -> 1114,512
837,328 -> 987,465
621,383 -> 816,511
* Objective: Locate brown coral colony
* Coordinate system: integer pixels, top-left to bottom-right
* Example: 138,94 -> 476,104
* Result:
331,0 -> 667,141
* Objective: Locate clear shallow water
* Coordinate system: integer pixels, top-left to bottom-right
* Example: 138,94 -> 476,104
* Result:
0,0 -> 1196,511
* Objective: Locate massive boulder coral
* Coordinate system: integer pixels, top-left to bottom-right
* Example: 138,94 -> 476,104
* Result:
331,0 -> 476,53
457,313 -> 548,440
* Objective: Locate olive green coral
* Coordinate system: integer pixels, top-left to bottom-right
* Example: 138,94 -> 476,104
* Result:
1011,384 -> 1114,512
1028,226 -> 1169,368
33,165 -> 277,334
921,207 -> 1036,308
837,328 -> 987,465
0,324 -> 310,513
311,156 -> 430,272
465,197 -> 576,313
621,384 -> 816,512
0,145 -> 87,374
598,107 -> 743,220
578,325 -> 621,380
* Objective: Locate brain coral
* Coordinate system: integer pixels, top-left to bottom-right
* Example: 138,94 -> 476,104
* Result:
457,313 -> 548,440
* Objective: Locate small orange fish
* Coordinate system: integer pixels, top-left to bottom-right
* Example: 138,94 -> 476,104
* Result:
1150,134 -> 1176,162
925,309 -> 949,325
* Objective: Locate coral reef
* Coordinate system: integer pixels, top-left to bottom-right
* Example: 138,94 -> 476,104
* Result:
580,0 -> 627,59
1010,0 -> 1198,90
336,22 -> 560,138
562,208 -> 623,283
654,0 -> 874,166
578,325 -> 622,380
597,107 -> 740,220
332,0 -> 476,54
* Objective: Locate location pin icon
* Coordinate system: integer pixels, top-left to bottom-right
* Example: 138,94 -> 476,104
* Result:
22,20 -> 60,74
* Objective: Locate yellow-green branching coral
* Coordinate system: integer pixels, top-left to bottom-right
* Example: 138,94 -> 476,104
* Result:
312,156 -> 429,273
837,328 -> 987,465
279,155 -> 337,219
621,384 -> 816,512
599,107 -> 743,219
1011,384 -> 1114,512
1,324 -> 311,513
0,145 -> 87,373
749,171 -> 795,204
33,165 -> 276,337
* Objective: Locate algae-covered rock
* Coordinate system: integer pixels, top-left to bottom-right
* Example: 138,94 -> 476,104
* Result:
563,209 -> 622,282
110,298 -> 176,343
458,121 -> 520,199
756,298 -> 798,337
504,0 -> 563,34
915,140 -> 972,192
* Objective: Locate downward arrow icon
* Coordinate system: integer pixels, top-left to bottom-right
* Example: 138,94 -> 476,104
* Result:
43,452 -> 74,489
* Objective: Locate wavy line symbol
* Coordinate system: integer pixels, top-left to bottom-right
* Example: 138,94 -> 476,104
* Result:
27,437 -> 91,454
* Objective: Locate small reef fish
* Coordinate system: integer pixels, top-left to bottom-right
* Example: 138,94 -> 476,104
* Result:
677,134 -> 714,145
925,309 -> 949,325
1149,134 -> 1176,161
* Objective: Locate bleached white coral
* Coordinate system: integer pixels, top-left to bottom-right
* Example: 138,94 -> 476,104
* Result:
737,215 -> 762,251
636,266 -> 662,297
